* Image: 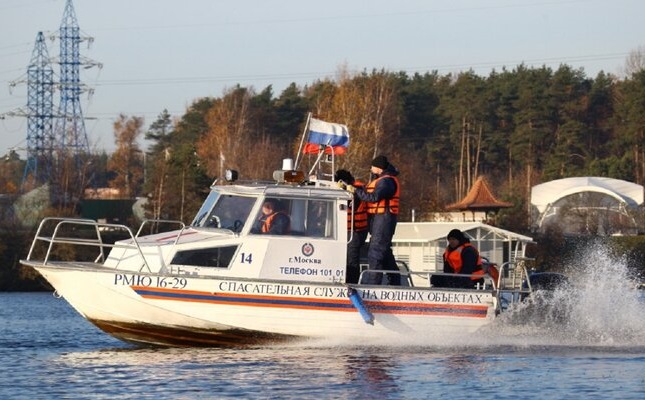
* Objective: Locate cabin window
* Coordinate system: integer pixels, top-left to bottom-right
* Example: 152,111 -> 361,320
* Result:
250,197 -> 335,239
191,192 -> 256,233
171,246 -> 238,268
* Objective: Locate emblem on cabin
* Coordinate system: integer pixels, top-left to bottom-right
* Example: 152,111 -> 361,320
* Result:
301,243 -> 314,257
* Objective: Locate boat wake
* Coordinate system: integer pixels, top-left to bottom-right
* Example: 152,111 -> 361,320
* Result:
283,244 -> 645,351
485,243 -> 645,349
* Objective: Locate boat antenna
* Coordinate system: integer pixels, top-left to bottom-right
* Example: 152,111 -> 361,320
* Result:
294,112 -> 312,170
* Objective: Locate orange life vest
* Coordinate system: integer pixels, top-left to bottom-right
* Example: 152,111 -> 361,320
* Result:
473,263 -> 500,284
443,242 -> 483,280
348,181 -> 369,231
261,211 -> 290,234
365,175 -> 400,215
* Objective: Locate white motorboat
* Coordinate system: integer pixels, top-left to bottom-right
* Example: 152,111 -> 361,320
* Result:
21,161 -> 533,347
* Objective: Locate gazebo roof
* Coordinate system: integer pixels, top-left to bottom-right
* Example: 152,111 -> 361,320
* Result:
446,176 -> 512,211
531,177 -> 644,212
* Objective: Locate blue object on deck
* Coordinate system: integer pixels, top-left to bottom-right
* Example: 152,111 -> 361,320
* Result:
348,287 -> 374,325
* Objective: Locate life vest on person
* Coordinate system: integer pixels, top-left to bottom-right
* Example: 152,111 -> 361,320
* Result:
348,181 -> 369,231
261,211 -> 291,234
365,175 -> 400,215
443,242 -> 483,280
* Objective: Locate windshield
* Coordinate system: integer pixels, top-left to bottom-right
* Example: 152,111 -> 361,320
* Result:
191,192 -> 257,233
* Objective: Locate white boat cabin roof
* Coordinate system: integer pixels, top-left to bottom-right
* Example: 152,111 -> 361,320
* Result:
392,221 -> 533,244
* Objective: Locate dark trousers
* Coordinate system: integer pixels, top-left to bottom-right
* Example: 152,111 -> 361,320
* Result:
365,213 -> 400,285
346,230 -> 368,284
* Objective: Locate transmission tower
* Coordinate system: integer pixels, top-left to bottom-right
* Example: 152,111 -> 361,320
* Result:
4,32 -> 55,189
24,32 -> 55,186
49,0 -> 101,203
52,0 -> 100,162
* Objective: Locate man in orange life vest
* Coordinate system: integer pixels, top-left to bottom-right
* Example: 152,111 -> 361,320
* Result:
334,169 -> 368,284
342,155 -> 401,285
431,229 -> 484,288
254,199 -> 290,235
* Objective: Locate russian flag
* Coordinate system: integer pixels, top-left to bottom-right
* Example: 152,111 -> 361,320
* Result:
303,118 -> 349,155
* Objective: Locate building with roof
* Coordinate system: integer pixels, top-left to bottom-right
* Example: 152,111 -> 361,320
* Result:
445,176 -> 513,222
530,177 -> 644,235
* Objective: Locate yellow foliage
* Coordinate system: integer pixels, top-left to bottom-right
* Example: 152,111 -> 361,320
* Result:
304,69 -> 402,180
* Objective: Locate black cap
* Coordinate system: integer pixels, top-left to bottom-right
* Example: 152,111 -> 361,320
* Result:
447,229 -> 465,242
334,169 -> 355,184
371,155 -> 389,170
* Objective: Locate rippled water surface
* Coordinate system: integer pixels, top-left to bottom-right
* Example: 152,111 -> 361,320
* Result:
2,246 -> 644,399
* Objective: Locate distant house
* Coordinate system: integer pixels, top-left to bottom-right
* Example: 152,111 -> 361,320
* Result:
81,188 -> 135,224
445,176 -> 513,223
80,199 -> 136,224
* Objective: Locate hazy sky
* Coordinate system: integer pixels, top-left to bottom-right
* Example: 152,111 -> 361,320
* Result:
1,0 -> 643,157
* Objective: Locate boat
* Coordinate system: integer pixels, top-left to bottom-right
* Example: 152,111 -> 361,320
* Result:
21,114 -> 536,347
20,158 -> 538,347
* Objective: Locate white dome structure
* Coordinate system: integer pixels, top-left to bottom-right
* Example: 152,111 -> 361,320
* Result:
530,177 -> 644,235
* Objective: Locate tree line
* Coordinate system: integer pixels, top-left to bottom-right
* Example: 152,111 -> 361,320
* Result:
2,62 -> 645,234
105,63 -> 645,235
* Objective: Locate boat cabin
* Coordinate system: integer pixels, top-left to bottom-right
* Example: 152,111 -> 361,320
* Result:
110,179 -> 355,284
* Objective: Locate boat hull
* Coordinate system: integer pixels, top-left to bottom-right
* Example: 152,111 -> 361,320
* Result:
29,262 -> 497,347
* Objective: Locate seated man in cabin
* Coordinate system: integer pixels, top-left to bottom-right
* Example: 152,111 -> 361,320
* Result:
253,199 -> 291,235
431,229 -> 484,289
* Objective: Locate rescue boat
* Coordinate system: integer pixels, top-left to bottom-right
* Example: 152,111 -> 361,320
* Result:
21,159 -> 533,347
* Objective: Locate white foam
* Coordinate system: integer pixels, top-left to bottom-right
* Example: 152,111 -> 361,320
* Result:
489,242 -> 645,348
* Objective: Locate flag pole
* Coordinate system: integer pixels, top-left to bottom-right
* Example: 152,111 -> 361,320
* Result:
307,146 -> 327,177
294,112 -> 312,170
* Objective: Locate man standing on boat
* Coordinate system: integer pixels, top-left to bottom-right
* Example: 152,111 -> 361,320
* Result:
341,155 -> 401,285
334,169 -> 368,284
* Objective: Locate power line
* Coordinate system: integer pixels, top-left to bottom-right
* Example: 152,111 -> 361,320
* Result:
74,51 -> 627,89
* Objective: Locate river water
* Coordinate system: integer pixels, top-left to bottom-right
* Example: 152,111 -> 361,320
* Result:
1,247 -> 644,399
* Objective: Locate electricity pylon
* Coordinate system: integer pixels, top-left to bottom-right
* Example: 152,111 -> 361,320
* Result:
4,32 -> 55,190
49,0 -> 101,202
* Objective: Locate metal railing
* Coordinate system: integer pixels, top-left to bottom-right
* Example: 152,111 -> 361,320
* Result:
135,219 -> 186,239
26,217 -> 184,273
494,257 -> 534,312
355,257 -> 535,315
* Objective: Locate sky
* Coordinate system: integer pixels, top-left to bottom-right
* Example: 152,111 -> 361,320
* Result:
1,0 -> 644,157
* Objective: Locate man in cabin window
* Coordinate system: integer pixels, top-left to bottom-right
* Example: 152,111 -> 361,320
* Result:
255,199 -> 291,235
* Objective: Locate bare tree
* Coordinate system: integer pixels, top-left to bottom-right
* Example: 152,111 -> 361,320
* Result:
623,45 -> 645,77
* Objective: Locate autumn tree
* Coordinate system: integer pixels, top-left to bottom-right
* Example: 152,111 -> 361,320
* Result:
197,86 -> 283,181
304,68 -> 402,181
107,114 -> 144,198
0,151 -> 23,194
